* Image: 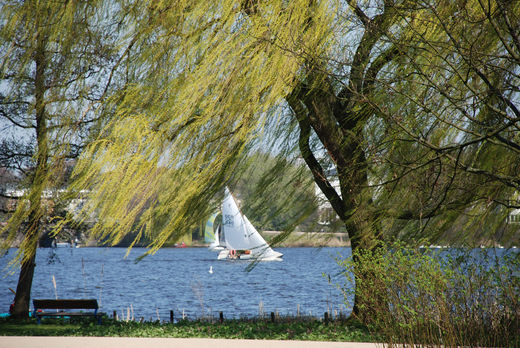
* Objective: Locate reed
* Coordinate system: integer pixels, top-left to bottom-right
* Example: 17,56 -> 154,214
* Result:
98,264 -> 104,307
190,279 -> 205,318
337,244 -> 520,347
81,258 -> 86,298
51,275 -> 58,299
258,301 -> 264,318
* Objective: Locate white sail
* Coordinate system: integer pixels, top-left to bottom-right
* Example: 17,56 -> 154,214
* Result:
209,226 -> 226,251
220,187 -> 282,261
243,214 -> 282,259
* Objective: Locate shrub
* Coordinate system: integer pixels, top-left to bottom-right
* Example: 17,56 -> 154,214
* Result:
337,244 -> 519,347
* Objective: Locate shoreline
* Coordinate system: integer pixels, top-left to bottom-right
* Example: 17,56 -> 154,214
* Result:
17,231 -> 351,249
261,231 -> 350,247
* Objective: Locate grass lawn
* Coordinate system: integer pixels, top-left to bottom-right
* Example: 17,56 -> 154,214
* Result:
0,317 -> 376,342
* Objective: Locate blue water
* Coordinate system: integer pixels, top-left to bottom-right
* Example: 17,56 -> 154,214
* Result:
0,247 -> 353,321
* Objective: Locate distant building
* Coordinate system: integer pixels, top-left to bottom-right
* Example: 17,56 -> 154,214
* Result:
506,193 -> 520,224
314,168 -> 341,227
508,208 -> 520,224
0,168 -> 22,214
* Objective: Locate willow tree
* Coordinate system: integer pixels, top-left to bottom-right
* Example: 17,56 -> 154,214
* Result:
359,0 -> 520,246
65,0 -> 337,251
63,3 -> 407,263
0,0 -> 118,318
67,0 -> 413,247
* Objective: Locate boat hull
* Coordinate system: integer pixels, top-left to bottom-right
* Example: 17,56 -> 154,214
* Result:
217,249 -> 283,261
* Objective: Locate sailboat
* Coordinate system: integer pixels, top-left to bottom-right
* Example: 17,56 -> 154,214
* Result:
206,212 -> 225,251
216,187 -> 283,261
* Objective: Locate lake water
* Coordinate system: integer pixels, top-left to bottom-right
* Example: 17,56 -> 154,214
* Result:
0,247 -> 353,321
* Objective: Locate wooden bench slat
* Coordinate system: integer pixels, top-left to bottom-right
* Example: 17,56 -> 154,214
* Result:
33,299 -> 99,309
35,312 -> 98,317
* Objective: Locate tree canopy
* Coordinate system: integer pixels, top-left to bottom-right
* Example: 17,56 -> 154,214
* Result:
61,0 -> 520,253
63,0 -> 336,254
366,0 -> 520,245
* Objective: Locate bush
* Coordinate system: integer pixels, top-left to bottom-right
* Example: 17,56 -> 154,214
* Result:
337,244 -> 520,347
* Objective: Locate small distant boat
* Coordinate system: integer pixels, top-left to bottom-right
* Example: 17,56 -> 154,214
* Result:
174,242 -> 187,248
216,187 -> 283,262
52,240 -> 71,248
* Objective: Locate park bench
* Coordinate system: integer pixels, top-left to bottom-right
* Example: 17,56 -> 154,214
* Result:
32,299 -> 105,325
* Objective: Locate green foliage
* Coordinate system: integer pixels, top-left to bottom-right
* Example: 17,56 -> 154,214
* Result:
0,317 -> 376,342
0,0 -> 118,261
47,0 -> 519,256
337,244 -> 520,347
63,0 -> 336,254
234,153 -> 319,232
0,0 -> 121,318
365,0 -> 520,246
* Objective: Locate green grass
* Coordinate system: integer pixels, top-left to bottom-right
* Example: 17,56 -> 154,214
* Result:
0,317 -> 376,342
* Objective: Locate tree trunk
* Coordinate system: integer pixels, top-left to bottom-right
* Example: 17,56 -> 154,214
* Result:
288,84 -> 380,317
10,249 -> 37,319
10,29 -> 48,320
11,208 -> 41,319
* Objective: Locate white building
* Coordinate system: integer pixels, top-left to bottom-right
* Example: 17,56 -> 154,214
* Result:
314,168 -> 341,226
